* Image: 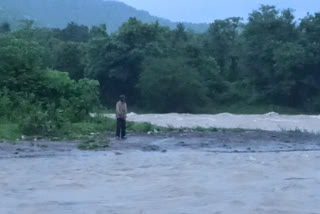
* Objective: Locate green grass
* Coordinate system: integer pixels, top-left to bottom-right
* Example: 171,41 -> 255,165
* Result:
0,124 -> 22,141
0,114 -> 166,141
194,127 -> 218,132
55,115 -> 165,140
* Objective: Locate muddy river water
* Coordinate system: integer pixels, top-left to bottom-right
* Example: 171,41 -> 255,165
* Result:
1,130 -> 320,214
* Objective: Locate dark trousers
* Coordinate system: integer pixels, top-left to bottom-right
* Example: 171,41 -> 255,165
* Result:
116,118 -> 126,138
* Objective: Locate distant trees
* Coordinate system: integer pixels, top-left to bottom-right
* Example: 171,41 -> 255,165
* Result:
86,18 -> 167,105
0,23 -> 10,33
60,22 -> 90,42
238,6 -> 320,110
139,57 -> 209,112
204,17 -> 242,80
51,41 -> 86,80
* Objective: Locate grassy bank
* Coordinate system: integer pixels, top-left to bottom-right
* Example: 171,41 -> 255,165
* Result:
0,115 -> 165,142
1,110 -> 313,144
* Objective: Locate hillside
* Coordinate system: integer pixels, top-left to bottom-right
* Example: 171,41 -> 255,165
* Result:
0,0 -> 209,33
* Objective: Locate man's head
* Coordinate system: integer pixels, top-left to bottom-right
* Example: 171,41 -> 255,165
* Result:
120,95 -> 126,102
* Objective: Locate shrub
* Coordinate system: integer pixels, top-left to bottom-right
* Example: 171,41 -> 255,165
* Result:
127,121 -> 154,132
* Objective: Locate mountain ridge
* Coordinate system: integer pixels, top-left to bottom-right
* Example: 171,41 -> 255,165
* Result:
0,0 -> 209,33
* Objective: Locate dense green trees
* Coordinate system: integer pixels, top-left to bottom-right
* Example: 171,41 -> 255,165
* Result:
139,57 -> 209,112
205,17 -> 242,80
51,41 -> 86,80
1,4 -> 320,126
0,34 -> 100,134
0,23 -> 10,33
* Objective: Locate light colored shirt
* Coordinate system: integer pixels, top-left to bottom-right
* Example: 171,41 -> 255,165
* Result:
116,101 -> 127,119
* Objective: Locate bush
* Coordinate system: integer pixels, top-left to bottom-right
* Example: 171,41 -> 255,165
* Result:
127,121 -> 154,132
0,124 -> 22,141
0,35 -> 101,135
64,117 -> 116,138
19,108 -> 56,135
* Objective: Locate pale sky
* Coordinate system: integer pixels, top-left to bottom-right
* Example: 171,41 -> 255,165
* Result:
116,0 -> 319,23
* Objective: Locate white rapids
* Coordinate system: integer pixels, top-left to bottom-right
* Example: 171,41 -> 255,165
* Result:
104,112 -> 320,133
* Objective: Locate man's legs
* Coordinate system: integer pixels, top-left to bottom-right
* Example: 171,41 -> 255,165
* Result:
121,119 -> 126,138
116,119 -> 121,138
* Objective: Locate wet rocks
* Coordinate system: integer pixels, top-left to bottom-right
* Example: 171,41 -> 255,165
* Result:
200,142 -> 209,147
16,148 -> 35,153
176,141 -> 187,147
142,145 -> 160,152
37,144 -> 48,148
51,137 -> 61,141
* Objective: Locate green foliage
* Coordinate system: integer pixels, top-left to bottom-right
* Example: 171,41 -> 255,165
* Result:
0,124 -> 22,141
0,35 -> 44,93
126,121 -> 154,132
205,17 -> 242,79
195,127 -> 218,132
87,19 -> 166,105
300,13 -> 320,43
60,22 -> 90,42
139,57 -> 209,112
118,18 -> 162,48
0,34 -> 100,135
16,71 -> 100,135
0,23 -> 10,33
67,116 -> 116,137
50,41 -> 86,80
241,5 -> 299,104
0,89 -> 13,120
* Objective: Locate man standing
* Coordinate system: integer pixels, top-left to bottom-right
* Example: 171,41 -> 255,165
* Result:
116,95 -> 127,139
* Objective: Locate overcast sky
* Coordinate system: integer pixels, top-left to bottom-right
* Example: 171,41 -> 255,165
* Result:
117,0 -> 319,23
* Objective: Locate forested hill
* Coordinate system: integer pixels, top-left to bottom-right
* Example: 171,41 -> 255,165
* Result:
0,0 -> 209,32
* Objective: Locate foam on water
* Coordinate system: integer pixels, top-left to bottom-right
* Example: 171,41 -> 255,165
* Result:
106,112 -> 320,133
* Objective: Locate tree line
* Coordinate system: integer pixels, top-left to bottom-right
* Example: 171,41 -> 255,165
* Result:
1,5 -> 320,134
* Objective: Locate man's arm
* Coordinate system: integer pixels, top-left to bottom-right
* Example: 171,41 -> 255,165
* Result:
116,102 -> 120,115
124,103 -> 128,114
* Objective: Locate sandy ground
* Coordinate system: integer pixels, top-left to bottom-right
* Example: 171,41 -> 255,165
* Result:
1,131 -> 320,214
105,112 -> 320,133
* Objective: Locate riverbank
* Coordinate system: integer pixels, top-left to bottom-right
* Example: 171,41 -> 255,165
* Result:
1,130 -> 320,158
